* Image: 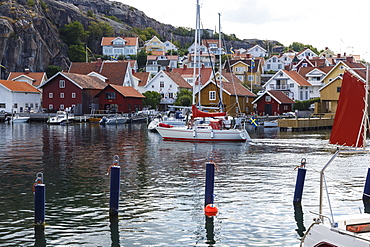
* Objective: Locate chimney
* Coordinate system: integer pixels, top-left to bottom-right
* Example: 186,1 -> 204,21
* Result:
325,47 -> 328,50
24,68 -> 30,74
343,52 -> 346,57
346,56 -> 354,63
166,66 -> 170,72
246,54 -> 251,59
183,64 -> 187,69
337,54 -> 341,58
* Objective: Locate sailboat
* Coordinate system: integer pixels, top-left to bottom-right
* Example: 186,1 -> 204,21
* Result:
156,1 -> 251,142
301,68 -> 370,246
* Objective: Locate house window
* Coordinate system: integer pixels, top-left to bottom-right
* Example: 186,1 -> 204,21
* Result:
337,87 -> 341,93
105,92 -> 116,99
209,91 -> 216,100
30,103 -> 34,108
49,104 -> 53,109
49,93 -> 53,98
60,104 -> 64,110
14,103 -> 17,108
35,103 -> 38,109
168,93 -> 174,98
267,64 -> 271,70
25,103 -> 29,109
290,83 -> 294,88
152,85 -> 154,88
59,80 -> 65,88
160,81 -> 164,87
284,105 -> 288,110
265,96 -> 271,102
0,103 -> 5,108
72,93 -> 76,98
128,104 -> 131,111
248,75 -> 254,81
60,93 -> 64,98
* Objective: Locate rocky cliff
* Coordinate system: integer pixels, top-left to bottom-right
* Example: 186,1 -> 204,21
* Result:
0,0 -> 278,78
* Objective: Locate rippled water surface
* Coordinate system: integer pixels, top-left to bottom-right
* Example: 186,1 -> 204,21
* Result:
0,123 -> 369,246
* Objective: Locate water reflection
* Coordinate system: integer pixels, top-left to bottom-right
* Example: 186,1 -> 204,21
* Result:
34,226 -> 46,247
1,123 -> 366,246
293,203 -> 306,237
205,216 -> 216,245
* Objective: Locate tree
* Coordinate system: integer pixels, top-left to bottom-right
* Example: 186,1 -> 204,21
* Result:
59,21 -> 87,46
137,49 -> 147,68
68,44 -> 86,62
174,89 -> 192,106
142,91 -> 162,109
45,65 -> 62,78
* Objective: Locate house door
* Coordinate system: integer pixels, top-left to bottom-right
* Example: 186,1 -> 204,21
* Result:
264,104 -> 272,115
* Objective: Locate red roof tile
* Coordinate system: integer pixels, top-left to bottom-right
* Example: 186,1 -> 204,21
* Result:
101,37 -> 138,46
0,80 -> 41,92
7,72 -> 46,86
109,85 -> 145,98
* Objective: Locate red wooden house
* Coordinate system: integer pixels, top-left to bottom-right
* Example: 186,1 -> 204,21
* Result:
95,84 -> 145,113
39,72 -> 107,114
252,90 -> 295,115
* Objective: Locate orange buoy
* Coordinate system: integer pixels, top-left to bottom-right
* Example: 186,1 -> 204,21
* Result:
204,204 -> 218,216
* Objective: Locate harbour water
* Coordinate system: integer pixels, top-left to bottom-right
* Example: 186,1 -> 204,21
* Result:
0,122 -> 369,246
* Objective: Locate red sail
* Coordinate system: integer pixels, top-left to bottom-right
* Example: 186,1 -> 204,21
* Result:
329,70 -> 366,147
192,105 -> 226,118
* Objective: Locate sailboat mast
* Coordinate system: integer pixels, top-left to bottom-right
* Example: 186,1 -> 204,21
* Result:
218,13 -> 223,112
192,0 -> 200,105
364,64 -> 369,150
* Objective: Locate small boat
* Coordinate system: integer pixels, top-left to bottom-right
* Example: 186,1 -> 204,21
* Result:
9,115 -> 30,123
263,120 -> 278,128
47,111 -> 74,124
301,69 -> 370,246
99,115 -> 127,125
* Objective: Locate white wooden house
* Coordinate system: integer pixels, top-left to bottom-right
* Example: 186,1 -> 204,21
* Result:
0,80 -> 41,113
101,37 -> 138,58
263,69 -> 312,101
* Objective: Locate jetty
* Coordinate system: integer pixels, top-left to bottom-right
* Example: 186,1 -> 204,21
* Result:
278,115 -> 334,131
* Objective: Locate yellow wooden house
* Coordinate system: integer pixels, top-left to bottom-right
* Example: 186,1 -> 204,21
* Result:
319,60 -> 366,113
144,36 -> 166,53
224,58 -> 264,92
195,72 -> 256,117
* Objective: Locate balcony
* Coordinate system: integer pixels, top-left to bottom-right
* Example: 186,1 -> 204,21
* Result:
160,98 -> 175,104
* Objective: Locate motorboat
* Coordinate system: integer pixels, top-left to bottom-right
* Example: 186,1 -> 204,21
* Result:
10,115 -> 30,123
99,115 -> 127,125
47,111 -> 74,124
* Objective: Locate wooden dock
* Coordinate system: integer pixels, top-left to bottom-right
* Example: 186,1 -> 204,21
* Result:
278,118 -> 334,131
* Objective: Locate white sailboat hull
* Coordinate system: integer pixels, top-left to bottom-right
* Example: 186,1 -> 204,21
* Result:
156,126 -> 251,142
303,215 -> 370,246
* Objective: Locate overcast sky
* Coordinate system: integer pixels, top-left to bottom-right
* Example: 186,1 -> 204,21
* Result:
116,0 -> 370,61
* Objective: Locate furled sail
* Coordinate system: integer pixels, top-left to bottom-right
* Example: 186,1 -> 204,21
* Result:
192,105 -> 226,118
329,70 -> 366,147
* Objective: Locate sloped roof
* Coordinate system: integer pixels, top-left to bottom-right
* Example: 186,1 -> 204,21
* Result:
60,73 -> 107,89
133,72 -> 151,87
69,61 -> 130,85
101,37 -> 138,46
0,80 -> 41,93
172,67 -> 213,85
284,70 -> 312,86
252,90 -> 295,104
7,72 -> 46,86
109,85 -> 145,98
163,71 -> 192,89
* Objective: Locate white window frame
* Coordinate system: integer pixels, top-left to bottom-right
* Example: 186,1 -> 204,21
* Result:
60,104 -> 64,110
49,104 -> 53,109
59,80 -> 65,88
60,93 -> 64,98
72,93 -> 76,98
49,93 -> 53,98
209,91 -> 216,100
